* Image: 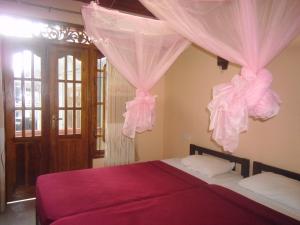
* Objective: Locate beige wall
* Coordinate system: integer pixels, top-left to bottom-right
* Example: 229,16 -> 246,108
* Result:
163,38 -> 300,174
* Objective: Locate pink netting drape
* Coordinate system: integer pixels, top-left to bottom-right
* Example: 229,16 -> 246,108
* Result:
82,3 -> 189,138
140,0 -> 300,151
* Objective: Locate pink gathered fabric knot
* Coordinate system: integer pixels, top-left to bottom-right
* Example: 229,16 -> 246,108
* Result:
208,67 -> 281,152
123,89 -> 157,138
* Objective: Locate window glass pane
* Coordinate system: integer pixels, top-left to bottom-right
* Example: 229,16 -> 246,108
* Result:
13,52 -> 23,78
100,104 -> 103,129
96,138 -> 105,150
97,74 -> 101,102
58,110 -> 65,135
75,110 -> 81,134
34,55 -> 41,79
67,83 -> 73,107
97,58 -> 101,70
58,57 -> 65,80
97,104 -> 104,132
34,110 -> 41,136
58,82 -> 65,107
75,83 -> 81,107
15,110 -> 22,137
67,55 -> 73,80
75,59 -> 81,81
24,81 -> 32,107
14,80 -> 22,107
67,110 -> 73,135
25,110 -> 32,137
100,57 -> 106,71
100,77 -> 104,102
97,105 -> 101,130
97,57 -> 106,71
34,81 -> 41,107
23,50 -> 32,78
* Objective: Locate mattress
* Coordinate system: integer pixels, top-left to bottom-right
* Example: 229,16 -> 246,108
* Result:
36,160 -> 206,225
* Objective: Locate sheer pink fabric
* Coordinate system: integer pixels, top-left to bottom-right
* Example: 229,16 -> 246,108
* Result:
140,0 -> 300,151
82,3 -> 189,138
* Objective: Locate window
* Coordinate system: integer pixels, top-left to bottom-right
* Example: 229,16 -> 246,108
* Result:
57,55 -> 83,136
12,50 -> 42,138
94,56 -> 107,157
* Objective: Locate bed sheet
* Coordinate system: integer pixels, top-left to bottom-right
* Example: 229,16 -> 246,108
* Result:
51,184 -> 300,225
36,160 -> 205,225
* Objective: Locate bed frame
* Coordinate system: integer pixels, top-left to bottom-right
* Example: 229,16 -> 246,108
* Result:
253,161 -> 300,181
190,144 -> 250,178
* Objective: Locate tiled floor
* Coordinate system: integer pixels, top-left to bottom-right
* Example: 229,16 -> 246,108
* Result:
0,200 -> 35,225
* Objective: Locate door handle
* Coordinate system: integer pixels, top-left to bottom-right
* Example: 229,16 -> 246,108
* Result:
52,115 -> 62,129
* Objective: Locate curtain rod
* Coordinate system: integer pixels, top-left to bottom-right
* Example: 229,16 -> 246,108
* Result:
0,0 -> 82,15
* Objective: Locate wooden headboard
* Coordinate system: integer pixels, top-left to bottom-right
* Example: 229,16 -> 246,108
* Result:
190,144 -> 250,178
253,161 -> 300,181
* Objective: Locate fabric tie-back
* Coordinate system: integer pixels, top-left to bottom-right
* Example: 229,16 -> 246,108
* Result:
208,68 -> 281,151
123,89 -> 156,138
82,2 -> 189,138
140,0 -> 300,151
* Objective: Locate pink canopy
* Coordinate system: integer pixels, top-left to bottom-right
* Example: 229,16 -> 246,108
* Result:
140,0 -> 300,151
82,3 -> 190,138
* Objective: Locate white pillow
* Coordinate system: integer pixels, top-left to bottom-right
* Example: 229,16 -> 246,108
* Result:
181,155 -> 234,177
239,172 -> 300,210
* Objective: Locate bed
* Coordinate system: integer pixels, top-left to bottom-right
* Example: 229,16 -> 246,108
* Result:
36,145 -> 300,225
50,159 -> 300,225
35,145 -> 249,225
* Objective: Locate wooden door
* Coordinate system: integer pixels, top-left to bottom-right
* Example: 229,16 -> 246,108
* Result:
3,40 -> 50,201
3,41 -> 91,201
48,46 -> 89,172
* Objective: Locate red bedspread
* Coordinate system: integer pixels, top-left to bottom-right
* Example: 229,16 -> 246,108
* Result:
36,161 -> 205,225
51,185 -> 300,225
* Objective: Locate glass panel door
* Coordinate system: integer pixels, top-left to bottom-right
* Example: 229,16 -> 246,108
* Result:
49,46 -> 89,172
57,55 -> 82,136
3,41 -> 49,202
